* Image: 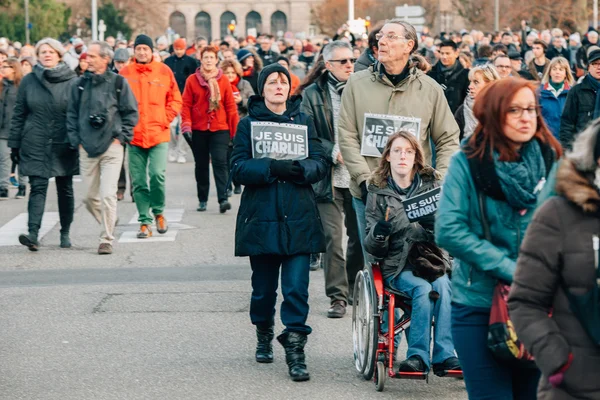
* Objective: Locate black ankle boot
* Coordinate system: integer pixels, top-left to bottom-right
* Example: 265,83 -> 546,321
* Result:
60,231 -> 71,248
277,331 -> 310,382
19,231 -> 39,252
255,324 -> 274,363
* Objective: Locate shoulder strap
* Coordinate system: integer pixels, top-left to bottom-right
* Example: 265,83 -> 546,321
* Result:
114,74 -> 124,106
478,190 -> 492,242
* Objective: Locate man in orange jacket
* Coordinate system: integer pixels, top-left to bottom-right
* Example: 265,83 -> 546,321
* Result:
120,34 -> 182,238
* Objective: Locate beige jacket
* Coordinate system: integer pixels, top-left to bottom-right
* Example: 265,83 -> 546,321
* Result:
339,62 -> 459,198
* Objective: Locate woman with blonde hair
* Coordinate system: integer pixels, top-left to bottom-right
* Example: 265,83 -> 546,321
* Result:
454,64 -> 501,140
539,56 -> 574,139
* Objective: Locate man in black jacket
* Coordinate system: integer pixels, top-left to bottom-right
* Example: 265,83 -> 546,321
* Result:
427,40 -> 470,114
164,38 -> 198,163
256,35 -> 280,67
560,47 -> 600,150
66,41 -> 139,255
300,40 -> 363,319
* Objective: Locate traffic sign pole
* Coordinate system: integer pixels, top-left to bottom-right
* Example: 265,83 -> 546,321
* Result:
25,0 -> 30,44
91,0 -> 98,41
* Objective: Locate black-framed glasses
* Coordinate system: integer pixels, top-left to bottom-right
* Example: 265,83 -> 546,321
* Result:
507,106 -> 538,118
329,58 -> 357,65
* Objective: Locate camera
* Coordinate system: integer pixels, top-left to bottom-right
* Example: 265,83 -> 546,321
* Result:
89,114 -> 107,129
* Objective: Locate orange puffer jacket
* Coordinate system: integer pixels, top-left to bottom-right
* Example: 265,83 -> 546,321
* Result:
120,60 -> 182,148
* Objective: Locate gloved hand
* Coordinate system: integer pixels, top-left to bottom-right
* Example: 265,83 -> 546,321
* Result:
271,160 -> 303,181
373,220 -> 392,241
182,132 -> 193,148
10,148 -> 20,164
549,353 -> 573,388
360,181 -> 369,205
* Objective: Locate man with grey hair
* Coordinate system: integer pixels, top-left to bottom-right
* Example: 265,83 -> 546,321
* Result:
67,40 -> 139,255
301,40 -> 363,319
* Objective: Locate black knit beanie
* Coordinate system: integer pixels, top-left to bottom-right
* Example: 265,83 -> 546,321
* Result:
257,63 -> 292,97
134,34 -> 154,50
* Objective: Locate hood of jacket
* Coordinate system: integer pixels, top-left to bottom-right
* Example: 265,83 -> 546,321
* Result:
556,159 -> 600,214
367,165 -> 441,194
356,48 -> 376,69
247,94 -> 302,122
33,62 -> 76,84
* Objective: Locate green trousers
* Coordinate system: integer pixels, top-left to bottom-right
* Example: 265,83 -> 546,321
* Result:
128,143 -> 168,225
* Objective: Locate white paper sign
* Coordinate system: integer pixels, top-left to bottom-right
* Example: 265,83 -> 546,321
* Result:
360,113 -> 421,157
251,121 -> 308,161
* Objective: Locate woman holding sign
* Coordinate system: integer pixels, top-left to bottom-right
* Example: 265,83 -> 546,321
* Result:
364,131 -> 459,375
230,63 -> 328,382
435,78 -> 561,399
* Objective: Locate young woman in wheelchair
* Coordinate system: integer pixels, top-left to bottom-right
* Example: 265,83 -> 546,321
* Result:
364,130 -> 460,375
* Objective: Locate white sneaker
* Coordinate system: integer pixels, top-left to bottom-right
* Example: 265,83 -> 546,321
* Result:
168,154 -> 177,163
177,155 -> 186,164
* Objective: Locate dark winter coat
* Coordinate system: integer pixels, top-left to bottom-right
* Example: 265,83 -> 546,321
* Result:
300,72 -> 336,203
66,70 -> 139,157
539,83 -> 570,140
164,54 -> 199,94
0,79 -> 18,140
454,104 -> 466,141
427,60 -> 470,114
8,63 -> 79,178
365,166 -> 449,280
235,78 -> 254,119
546,46 -> 570,61
355,48 -> 376,73
509,158 -> 600,399
256,49 -> 280,67
559,76 -> 597,150
230,95 -> 328,257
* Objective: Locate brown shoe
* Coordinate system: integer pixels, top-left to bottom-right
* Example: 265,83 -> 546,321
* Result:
155,214 -> 168,234
327,300 -> 347,318
98,243 -> 113,255
137,224 -> 152,238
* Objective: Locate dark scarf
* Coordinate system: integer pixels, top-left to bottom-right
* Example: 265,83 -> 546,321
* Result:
494,140 -> 546,210
387,173 -> 421,199
327,72 -> 346,95
586,74 -> 600,120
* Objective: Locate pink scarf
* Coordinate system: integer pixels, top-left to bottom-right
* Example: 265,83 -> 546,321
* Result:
196,67 -> 222,112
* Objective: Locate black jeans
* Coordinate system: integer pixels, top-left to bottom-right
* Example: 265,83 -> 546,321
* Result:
191,130 -> 229,203
117,144 -> 131,196
28,175 -> 74,235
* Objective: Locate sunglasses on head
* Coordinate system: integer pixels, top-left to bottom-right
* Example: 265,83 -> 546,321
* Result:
329,58 -> 357,65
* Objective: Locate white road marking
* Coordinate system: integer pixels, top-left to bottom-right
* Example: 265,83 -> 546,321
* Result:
0,212 -> 59,246
119,209 -> 190,243
127,208 -> 184,225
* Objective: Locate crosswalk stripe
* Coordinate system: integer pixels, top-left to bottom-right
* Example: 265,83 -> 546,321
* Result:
0,212 -> 59,246
119,208 -> 187,243
127,208 -> 184,225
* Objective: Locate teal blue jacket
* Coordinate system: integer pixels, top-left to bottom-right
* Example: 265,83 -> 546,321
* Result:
435,150 -> 557,308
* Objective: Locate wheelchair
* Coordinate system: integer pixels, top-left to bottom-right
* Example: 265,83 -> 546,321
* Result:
352,262 -> 462,392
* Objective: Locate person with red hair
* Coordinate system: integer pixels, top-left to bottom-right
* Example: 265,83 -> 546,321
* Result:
181,46 -> 239,213
435,78 -> 562,399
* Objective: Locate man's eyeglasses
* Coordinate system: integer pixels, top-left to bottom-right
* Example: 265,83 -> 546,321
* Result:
590,61 -> 600,68
375,33 -> 407,42
507,106 -> 538,118
329,58 -> 357,65
495,65 -> 512,70
0,65 -> 13,69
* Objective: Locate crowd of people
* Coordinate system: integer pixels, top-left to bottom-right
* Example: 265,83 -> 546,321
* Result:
1,16 -> 600,398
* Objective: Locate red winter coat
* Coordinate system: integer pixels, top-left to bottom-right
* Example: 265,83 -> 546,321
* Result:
181,69 -> 239,138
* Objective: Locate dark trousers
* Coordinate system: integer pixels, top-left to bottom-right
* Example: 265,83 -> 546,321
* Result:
117,145 -> 131,196
317,187 -> 364,303
28,175 -> 74,235
191,130 -> 229,203
249,254 -> 312,335
451,302 -> 540,400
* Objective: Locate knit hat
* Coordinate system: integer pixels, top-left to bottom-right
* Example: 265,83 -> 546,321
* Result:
134,34 -> 153,50
588,46 -> 600,64
570,33 -> 581,44
303,43 -> 315,53
173,38 -> 186,50
20,56 -> 35,67
72,38 -> 84,48
35,37 -> 66,57
257,63 -> 292,97
237,48 -> 252,62
157,36 -> 168,47
508,51 -> 522,61
79,52 -> 87,61
114,48 -> 129,62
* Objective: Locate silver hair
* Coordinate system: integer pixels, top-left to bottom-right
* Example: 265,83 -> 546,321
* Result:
384,19 -> 419,54
567,119 -> 600,172
35,37 -> 66,58
322,40 -> 353,62
90,41 -> 114,61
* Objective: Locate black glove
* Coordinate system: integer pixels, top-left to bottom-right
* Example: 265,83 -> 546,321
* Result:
10,148 -> 20,164
360,181 -> 369,205
182,132 -> 193,148
373,220 -> 392,241
271,160 -> 303,180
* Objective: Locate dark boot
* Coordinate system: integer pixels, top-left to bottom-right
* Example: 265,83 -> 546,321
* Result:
60,231 -> 71,248
19,231 -> 39,252
255,324 -> 274,363
277,332 -> 310,382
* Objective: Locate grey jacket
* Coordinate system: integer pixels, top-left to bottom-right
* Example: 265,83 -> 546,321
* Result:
364,166 -> 448,280
236,78 -> 254,119
66,70 -> 138,157
0,79 -> 17,140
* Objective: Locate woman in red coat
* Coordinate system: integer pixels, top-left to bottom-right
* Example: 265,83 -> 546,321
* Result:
181,46 -> 239,213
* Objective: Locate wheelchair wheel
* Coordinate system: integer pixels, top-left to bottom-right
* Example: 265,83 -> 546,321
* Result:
352,271 -> 367,374
375,361 -> 386,392
361,267 -> 379,380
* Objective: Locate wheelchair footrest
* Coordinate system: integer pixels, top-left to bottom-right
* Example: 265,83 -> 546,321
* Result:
393,371 -> 428,380
439,369 -> 463,378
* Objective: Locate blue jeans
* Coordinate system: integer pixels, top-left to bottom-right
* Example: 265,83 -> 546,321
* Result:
451,303 -> 540,400
249,254 -> 312,335
386,271 -> 455,367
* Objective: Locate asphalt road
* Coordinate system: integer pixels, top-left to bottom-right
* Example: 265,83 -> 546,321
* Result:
0,160 -> 467,400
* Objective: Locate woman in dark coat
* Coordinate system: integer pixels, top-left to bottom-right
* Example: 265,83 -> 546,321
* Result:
8,38 -> 78,251
230,63 -> 327,382
508,120 -> 600,400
